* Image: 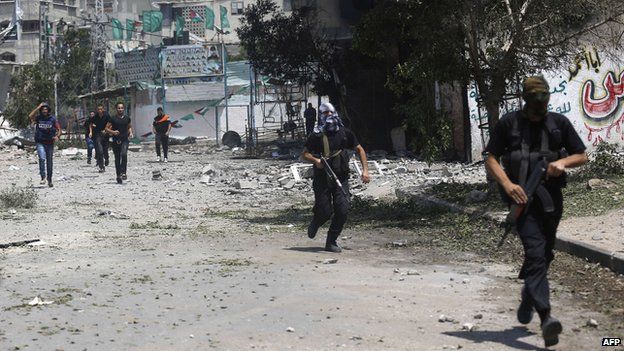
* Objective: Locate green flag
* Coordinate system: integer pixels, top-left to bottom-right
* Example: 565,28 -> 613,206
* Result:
205,6 -> 215,29
181,114 -> 195,121
143,11 -> 163,32
125,19 -> 134,40
111,18 -> 123,40
175,15 -> 185,38
220,5 -> 230,29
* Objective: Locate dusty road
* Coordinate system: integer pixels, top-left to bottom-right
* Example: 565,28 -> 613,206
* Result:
0,143 -> 619,350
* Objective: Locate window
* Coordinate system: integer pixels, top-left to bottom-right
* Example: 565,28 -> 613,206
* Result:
0,52 -> 16,62
21,20 -> 40,33
231,1 -> 244,15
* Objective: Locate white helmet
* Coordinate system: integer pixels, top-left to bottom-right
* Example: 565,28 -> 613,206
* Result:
319,102 -> 336,113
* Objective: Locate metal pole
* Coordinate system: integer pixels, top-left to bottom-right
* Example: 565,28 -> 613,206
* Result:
222,41 -> 229,131
249,62 -> 255,147
160,50 -> 166,112
215,106 -> 220,146
53,73 -> 58,116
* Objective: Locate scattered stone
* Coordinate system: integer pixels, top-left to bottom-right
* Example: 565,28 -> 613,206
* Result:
8,165 -> 20,171
465,190 -> 487,203
406,270 -> 420,276
202,164 -> 216,175
234,180 -> 257,190
462,279 -> 470,284
586,319 -> 598,328
587,178 -> 617,190
28,296 -> 53,306
395,166 -> 409,174
473,314 -> 483,319
323,258 -> 338,264
462,323 -> 476,332
286,327 -> 295,333
438,315 -> 455,323
392,240 -> 407,247
591,235 -> 603,241
8,209 -> 17,215
61,148 -> 81,156
283,180 -> 296,189
200,175 -> 211,184
152,170 -> 163,180
350,336 -> 362,341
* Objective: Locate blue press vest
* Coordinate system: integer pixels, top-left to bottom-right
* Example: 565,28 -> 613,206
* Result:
35,115 -> 57,143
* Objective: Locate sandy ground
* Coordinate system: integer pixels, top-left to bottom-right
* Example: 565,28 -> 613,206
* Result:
0,144 -> 619,351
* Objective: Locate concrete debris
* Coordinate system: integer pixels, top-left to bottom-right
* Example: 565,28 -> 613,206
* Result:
8,165 -> 20,171
392,240 -> 407,247
473,314 -> 483,319
152,170 -> 163,180
438,315 -> 456,323
234,180 -> 258,190
323,258 -> 338,264
97,210 -> 129,220
202,164 -> 216,175
462,323 -> 476,332
283,180 -> 295,189
465,190 -> 488,203
8,209 -> 16,215
286,327 -> 295,333
28,296 -> 54,306
406,270 -> 420,276
128,145 -> 142,152
61,148 -> 86,156
200,175 -> 211,184
0,239 -> 41,249
586,319 -> 598,328
587,178 -> 617,190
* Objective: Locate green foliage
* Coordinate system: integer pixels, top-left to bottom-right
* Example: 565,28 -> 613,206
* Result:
581,142 -> 624,178
4,62 -> 54,129
0,185 -> 38,209
236,0 -> 335,93
4,28 -> 91,129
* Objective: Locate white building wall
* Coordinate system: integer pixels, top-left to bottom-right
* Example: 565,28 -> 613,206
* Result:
469,48 -> 624,161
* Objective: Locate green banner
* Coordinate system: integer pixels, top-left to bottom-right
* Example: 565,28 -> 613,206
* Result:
143,11 -> 163,32
205,6 -> 215,30
175,15 -> 185,38
111,18 -> 123,40
181,114 -> 195,121
125,19 -> 134,41
220,5 -> 230,29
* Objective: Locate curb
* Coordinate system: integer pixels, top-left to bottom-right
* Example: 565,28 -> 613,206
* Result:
396,187 -> 624,275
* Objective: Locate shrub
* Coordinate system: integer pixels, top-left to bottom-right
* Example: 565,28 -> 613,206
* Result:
0,185 -> 38,209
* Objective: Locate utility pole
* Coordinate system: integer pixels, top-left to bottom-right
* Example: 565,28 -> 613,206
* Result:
90,0 -> 107,92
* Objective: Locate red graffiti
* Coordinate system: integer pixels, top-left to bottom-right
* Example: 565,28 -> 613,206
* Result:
585,112 -> 624,145
582,71 -> 624,118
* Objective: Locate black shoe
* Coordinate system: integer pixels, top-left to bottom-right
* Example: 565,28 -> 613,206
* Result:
87,159 -> 92,164
121,173 -> 127,180
541,316 -> 562,347
99,167 -> 105,173
105,159 -> 109,166
325,243 -> 342,253
116,177 -> 123,184
48,182 -> 53,188
307,221 -> 319,239
517,287 -> 534,324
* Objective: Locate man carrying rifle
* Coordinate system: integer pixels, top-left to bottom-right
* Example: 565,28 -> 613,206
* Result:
485,76 -> 587,347
302,102 -> 370,253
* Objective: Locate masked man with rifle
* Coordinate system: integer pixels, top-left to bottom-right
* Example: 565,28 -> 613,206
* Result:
485,76 -> 587,347
302,102 -> 370,253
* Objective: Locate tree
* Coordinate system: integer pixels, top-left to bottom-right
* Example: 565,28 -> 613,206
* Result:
236,0 -> 337,97
353,0 -> 624,144
4,28 -> 91,128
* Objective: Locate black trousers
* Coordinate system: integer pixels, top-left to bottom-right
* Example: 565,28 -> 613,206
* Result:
94,133 -> 109,167
305,118 -> 315,135
155,133 -> 169,158
516,189 -> 563,318
111,140 -> 129,178
310,176 -> 350,244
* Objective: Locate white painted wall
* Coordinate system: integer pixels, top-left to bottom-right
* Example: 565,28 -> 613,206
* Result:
469,48 -> 624,161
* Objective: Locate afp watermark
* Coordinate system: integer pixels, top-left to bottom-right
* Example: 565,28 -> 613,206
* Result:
602,338 -> 622,347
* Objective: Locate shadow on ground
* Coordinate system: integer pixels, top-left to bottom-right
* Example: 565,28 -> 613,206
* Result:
443,326 -> 547,351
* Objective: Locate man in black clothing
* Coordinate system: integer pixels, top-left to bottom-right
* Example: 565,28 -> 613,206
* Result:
304,103 -> 317,135
84,111 -> 95,164
105,102 -> 133,184
91,104 -> 110,172
302,102 -> 370,253
485,76 -> 587,348
152,107 -> 172,162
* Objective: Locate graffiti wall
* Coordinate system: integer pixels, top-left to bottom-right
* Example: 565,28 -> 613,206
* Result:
468,48 -> 624,161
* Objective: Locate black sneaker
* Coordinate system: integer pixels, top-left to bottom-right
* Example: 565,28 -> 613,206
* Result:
87,159 -> 92,165
48,181 -> 53,188
99,167 -> 105,173
307,221 -> 319,239
517,286 -> 534,324
121,174 -> 127,180
541,316 -> 562,347
325,243 -> 342,253
116,177 -> 123,184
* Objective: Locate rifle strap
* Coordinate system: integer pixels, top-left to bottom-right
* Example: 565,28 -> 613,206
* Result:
322,133 -> 342,159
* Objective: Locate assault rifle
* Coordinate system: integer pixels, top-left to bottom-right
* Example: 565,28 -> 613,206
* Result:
320,156 -> 348,196
498,158 -> 549,247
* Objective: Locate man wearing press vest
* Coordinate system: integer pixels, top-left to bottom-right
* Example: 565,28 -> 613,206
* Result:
485,76 -> 588,347
28,102 -> 61,187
